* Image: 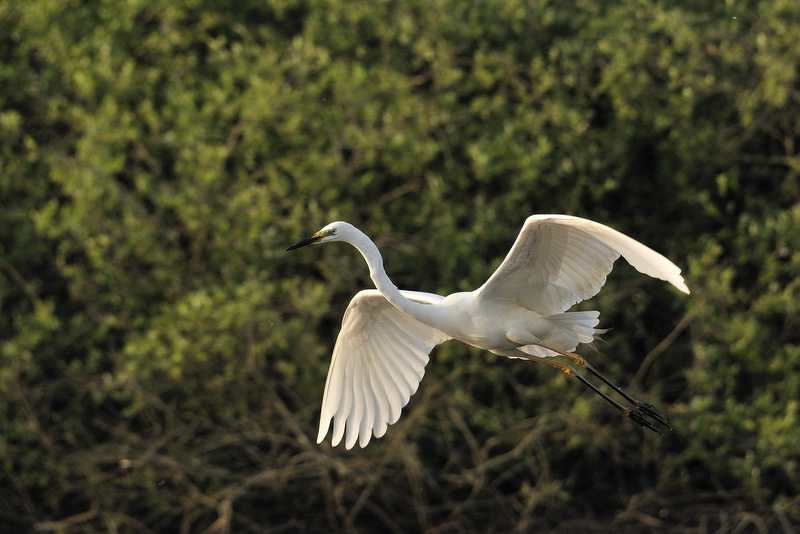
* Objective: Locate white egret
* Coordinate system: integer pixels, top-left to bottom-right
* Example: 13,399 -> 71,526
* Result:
287,215 -> 689,449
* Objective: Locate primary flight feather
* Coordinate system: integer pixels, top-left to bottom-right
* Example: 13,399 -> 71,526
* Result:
287,215 -> 689,449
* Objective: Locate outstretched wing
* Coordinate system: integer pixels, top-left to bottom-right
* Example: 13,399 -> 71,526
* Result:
475,215 -> 689,315
317,290 -> 451,449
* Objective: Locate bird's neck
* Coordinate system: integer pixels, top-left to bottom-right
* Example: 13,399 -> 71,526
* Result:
348,229 -> 442,327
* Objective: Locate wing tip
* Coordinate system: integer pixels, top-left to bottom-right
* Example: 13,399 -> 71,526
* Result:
669,273 -> 690,295
316,419 -> 331,445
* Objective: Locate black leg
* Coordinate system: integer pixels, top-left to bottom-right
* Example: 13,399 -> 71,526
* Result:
524,354 -> 666,436
556,349 -> 672,431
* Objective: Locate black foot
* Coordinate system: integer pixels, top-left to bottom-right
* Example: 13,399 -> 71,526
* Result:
633,401 -> 672,431
625,407 -> 664,436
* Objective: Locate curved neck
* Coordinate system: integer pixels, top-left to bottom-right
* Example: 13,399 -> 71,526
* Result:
346,228 -> 441,326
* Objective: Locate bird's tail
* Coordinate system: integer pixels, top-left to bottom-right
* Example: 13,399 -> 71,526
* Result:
519,311 -> 601,357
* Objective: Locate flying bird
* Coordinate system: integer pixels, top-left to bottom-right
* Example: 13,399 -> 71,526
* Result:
287,215 -> 689,449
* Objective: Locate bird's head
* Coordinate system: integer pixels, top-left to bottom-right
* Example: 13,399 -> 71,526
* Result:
286,221 -> 355,251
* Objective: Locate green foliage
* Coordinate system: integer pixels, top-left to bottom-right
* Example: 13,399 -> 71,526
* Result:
1,0 -> 799,531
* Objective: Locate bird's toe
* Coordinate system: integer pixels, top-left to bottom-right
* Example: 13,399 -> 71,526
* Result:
634,401 -> 672,431
624,407 -> 664,436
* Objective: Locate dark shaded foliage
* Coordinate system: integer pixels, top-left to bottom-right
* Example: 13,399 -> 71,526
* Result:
1,0 -> 799,531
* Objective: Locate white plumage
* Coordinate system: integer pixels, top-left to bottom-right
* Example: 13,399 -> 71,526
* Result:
287,215 -> 689,449
318,290 -> 450,449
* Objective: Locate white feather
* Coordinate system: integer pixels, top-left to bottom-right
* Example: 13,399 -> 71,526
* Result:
317,290 -> 450,449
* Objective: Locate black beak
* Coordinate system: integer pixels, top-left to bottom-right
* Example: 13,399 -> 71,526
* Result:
286,233 -> 322,251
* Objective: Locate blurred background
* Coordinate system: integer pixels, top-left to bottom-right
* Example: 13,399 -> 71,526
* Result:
2,0 -> 799,532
